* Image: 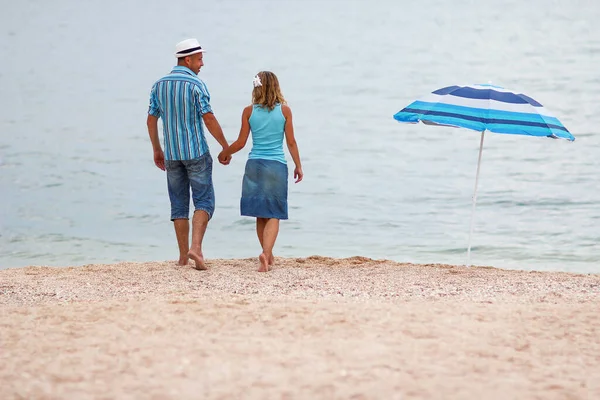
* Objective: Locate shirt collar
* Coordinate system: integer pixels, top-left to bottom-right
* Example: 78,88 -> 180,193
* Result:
170,66 -> 197,76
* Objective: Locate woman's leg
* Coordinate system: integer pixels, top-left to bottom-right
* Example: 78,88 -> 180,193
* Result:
256,217 -> 267,249
258,218 -> 280,272
257,217 -> 275,266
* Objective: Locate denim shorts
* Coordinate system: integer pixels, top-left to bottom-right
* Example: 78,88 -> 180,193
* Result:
165,153 -> 215,221
240,158 -> 288,220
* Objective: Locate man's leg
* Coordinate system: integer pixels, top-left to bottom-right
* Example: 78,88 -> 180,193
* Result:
166,160 -> 191,265
187,154 -> 215,270
259,218 -> 280,272
188,210 -> 209,270
173,219 -> 189,266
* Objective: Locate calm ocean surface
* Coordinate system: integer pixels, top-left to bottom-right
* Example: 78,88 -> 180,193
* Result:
1,0 -> 599,272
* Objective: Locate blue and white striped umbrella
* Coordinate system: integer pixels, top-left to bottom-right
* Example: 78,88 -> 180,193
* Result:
393,83 -> 574,141
393,84 -> 574,267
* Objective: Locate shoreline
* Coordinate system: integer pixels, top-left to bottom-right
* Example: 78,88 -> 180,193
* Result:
2,256 -> 599,399
2,253 -> 597,275
2,256 -> 599,305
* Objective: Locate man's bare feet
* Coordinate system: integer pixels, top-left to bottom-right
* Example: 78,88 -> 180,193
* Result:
177,257 -> 189,266
258,253 -> 269,272
188,250 -> 206,270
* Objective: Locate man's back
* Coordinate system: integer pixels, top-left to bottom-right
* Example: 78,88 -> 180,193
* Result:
149,66 -> 212,160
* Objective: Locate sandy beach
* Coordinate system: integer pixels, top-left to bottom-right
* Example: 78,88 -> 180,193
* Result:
1,256 -> 599,399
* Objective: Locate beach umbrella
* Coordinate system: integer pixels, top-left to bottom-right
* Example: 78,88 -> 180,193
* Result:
393,83 -> 574,267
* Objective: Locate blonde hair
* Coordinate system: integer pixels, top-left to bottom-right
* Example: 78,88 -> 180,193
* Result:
252,71 -> 286,111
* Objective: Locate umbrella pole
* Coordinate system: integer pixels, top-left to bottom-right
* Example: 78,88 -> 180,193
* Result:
466,130 -> 485,267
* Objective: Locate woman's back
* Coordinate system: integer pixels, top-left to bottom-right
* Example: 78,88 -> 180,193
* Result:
248,104 -> 286,164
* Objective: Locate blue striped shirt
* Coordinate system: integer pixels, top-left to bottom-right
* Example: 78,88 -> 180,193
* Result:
148,66 -> 213,160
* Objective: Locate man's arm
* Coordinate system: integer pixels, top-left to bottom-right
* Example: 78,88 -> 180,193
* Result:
202,112 -> 231,164
147,114 -> 165,171
195,83 -> 230,163
202,112 -> 228,149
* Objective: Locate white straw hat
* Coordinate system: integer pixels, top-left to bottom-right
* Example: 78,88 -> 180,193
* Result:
174,38 -> 205,58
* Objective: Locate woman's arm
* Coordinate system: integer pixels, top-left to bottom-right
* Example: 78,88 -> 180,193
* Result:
282,105 -> 303,183
219,106 -> 252,161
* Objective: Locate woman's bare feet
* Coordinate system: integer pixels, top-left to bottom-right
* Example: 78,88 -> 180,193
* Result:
188,250 -> 206,270
269,254 -> 274,266
258,253 -> 269,272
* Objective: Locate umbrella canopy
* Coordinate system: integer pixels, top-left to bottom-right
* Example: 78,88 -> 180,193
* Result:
394,83 -> 575,141
393,84 -> 574,267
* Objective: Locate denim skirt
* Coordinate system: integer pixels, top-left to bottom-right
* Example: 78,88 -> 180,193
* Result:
241,159 -> 288,220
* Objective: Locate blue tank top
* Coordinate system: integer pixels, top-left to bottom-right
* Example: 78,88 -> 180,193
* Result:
248,104 -> 286,164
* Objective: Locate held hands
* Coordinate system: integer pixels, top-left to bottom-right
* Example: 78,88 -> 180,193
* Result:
294,166 -> 304,183
218,149 -> 232,165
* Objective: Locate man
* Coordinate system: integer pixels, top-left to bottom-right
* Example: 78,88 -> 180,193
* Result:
147,38 -> 231,270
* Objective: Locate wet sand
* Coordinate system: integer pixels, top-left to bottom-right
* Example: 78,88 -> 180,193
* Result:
1,256 -> 599,399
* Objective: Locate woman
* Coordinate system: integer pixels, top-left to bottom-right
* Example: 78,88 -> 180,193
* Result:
219,71 -> 303,272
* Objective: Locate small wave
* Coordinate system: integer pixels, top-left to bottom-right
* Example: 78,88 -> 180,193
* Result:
480,199 -> 596,207
231,219 -> 255,227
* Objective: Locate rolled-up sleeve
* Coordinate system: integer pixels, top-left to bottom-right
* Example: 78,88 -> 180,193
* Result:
148,84 -> 161,117
195,82 -> 213,116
